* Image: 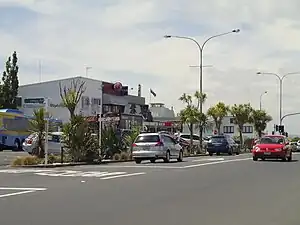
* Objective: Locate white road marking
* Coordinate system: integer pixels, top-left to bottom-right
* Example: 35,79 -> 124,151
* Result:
0,187 -> 47,198
183,157 -> 252,168
100,172 -> 146,180
192,158 -> 224,162
95,165 -> 182,169
0,187 -> 47,191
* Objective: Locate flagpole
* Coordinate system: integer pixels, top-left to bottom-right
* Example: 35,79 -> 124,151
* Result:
149,89 -> 152,105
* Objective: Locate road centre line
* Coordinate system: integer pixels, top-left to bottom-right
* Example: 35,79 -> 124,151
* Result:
100,172 -> 146,180
192,158 -> 224,162
183,158 -> 252,168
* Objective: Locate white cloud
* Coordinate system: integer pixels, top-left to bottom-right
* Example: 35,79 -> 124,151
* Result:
0,0 -> 300,134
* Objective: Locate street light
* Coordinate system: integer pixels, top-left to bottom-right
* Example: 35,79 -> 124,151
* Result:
85,66 -> 92,77
259,91 -> 267,110
164,29 -> 240,147
257,71 -> 300,125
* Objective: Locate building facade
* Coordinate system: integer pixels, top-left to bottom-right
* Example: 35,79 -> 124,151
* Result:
17,77 -> 152,129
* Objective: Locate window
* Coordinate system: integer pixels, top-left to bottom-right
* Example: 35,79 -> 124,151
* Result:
229,118 -> 234,124
223,126 -> 234,133
163,135 -> 176,144
242,126 -> 253,133
91,98 -> 101,106
135,135 -> 160,143
103,105 -> 109,113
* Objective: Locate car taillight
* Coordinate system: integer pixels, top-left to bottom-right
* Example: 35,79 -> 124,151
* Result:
132,143 -> 137,147
155,141 -> 164,146
26,139 -> 33,144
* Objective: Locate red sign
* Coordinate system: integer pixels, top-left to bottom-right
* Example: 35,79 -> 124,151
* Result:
164,122 -> 172,127
213,130 -> 217,135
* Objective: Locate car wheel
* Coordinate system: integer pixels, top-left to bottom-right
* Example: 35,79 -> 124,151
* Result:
235,149 -> 240,155
177,150 -> 183,162
228,148 -> 233,155
216,152 -> 220,156
150,159 -> 156,163
135,159 -> 142,164
209,152 -> 213,156
163,151 -> 170,163
281,156 -> 287,161
253,156 -> 258,161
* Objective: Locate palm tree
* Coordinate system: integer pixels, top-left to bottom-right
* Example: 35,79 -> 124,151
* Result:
194,91 -> 207,109
29,108 -> 47,158
250,109 -> 272,137
230,103 -> 253,148
207,102 -> 229,134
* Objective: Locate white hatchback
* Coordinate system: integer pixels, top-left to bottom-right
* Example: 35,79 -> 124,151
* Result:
23,132 -> 63,155
132,133 -> 183,164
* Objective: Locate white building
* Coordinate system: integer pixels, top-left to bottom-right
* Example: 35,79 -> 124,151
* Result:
18,76 -> 150,127
182,115 -> 255,139
220,116 -> 255,138
18,77 -> 103,123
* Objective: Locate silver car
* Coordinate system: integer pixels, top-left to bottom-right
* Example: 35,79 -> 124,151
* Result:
132,133 -> 183,164
23,132 -> 63,155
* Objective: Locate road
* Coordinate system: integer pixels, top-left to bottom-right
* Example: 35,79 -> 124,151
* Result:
0,153 -> 300,225
0,150 -> 28,166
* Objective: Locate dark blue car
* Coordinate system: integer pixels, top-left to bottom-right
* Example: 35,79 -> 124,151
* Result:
207,135 -> 240,156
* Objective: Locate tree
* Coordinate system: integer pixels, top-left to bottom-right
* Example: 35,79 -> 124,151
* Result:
0,51 -> 19,109
230,103 -> 253,148
207,102 -> 229,134
249,109 -> 272,138
59,79 -> 86,119
29,108 -> 47,158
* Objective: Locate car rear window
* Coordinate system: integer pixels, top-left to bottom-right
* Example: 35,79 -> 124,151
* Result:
211,136 -> 226,143
260,136 -> 284,144
135,135 -> 160,143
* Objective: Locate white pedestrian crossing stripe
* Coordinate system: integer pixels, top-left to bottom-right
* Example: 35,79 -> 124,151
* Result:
0,169 -> 146,180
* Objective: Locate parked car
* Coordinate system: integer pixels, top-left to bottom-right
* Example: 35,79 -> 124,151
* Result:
132,132 -> 183,164
207,135 -> 240,156
252,135 -> 292,161
23,132 -> 63,155
290,142 -> 297,152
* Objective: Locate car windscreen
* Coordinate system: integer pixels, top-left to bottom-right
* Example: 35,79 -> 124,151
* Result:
211,137 -> 226,143
259,137 -> 284,144
135,135 -> 160,143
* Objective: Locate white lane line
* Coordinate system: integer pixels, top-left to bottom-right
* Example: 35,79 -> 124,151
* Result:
0,187 -> 47,198
183,157 -> 252,168
96,165 -> 182,169
0,190 -> 36,198
192,158 -> 224,162
0,187 -> 47,191
100,172 -> 146,180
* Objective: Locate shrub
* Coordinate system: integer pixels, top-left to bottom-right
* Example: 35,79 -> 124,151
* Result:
48,154 -> 61,164
62,115 -> 99,162
12,156 -> 41,166
113,153 -> 121,161
120,152 -> 129,161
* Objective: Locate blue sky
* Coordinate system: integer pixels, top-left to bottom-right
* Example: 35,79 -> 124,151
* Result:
1,0 -> 300,134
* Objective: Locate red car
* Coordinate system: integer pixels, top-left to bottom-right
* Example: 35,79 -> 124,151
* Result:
252,135 -> 292,161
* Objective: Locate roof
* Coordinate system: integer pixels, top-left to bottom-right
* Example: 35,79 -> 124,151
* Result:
19,76 -> 103,88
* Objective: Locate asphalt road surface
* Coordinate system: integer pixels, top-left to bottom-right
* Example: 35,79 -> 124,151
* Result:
0,150 -> 28,166
0,153 -> 300,225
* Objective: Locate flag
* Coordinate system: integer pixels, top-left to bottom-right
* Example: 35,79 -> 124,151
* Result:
150,89 -> 156,97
